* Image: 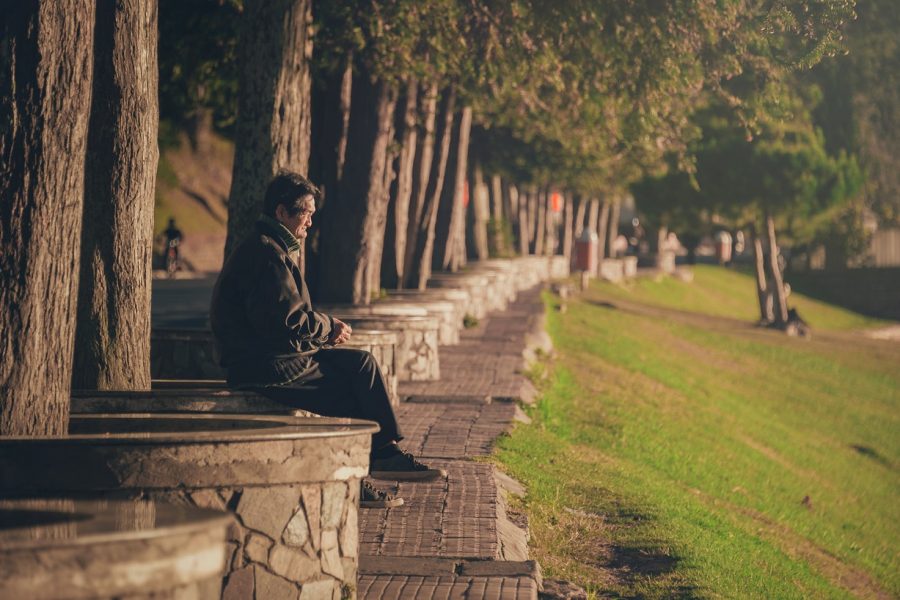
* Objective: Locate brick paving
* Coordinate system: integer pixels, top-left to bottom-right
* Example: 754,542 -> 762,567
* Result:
359,287 -> 545,599
358,575 -> 538,599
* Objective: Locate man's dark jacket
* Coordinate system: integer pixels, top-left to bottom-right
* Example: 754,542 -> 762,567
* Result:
210,218 -> 333,387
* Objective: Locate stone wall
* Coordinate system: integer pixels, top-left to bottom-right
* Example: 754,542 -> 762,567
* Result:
0,415 -> 377,600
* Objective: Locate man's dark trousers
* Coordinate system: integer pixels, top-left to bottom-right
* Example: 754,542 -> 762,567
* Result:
253,348 -> 402,449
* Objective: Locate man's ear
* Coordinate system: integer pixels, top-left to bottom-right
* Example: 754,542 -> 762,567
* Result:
274,204 -> 286,223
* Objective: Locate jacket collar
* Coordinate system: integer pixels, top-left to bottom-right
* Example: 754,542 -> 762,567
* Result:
256,214 -> 302,254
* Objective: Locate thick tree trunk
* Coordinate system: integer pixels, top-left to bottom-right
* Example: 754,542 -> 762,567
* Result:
405,86 -> 454,289
607,200 -> 621,259
314,69 -> 397,304
752,229 -> 772,323
574,195 -> 587,237
587,198 -> 599,237
0,0 -> 95,436
306,56 -> 352,289
766,213 -> 789,325
381,77 -> 418,289
562,192 -> 574,261
367,87 -> 398,298
225,0 -> 313,259
468,161 -> 490,260
433,106 -> 473,272
73,0 -> 158,391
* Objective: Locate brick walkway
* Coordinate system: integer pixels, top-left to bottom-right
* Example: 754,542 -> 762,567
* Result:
359,287 -> 546,599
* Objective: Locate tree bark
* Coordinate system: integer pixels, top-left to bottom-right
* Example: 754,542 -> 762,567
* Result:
587,198 -> 599,237
381,77 -> 418,289
573,195 -> 587,237
73,0 -> 158,391
596,199 -> 610,272
225,0 -> 313,259
405,86 -> 454,289
562,192 -> 574,261
434,106 -> 473,272
468,161 -> 490,260
306,55 -> 352,289
314,68 -> 397,304
607,200 -> 621,259
752,227 -> 771,323
766,212 -> 789,325
1,0 -> 95,436
512,185 -> 529,256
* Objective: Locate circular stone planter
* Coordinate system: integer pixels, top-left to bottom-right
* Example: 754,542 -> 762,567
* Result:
372,298 -> 459,345
0,414 -> 379,600
151,327 -> 401,405
0,499 -> 231,599
426,272 -> 491,319
386,288 -> 470,326
324,311 -> 440,382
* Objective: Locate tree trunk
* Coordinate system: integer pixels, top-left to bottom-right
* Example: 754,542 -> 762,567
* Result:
405,86 -> 454,289
433,105 -> 473,273
306,55 -> 352,289
573,195 -> 587,237
766,212 -> 789,325
596,199 -> 610,272
381,77 -> 418,289
367,87 -> 398,298
468,161 -> 490,260
752,228 -> 771,323
587,198 -> 599,237
562,192 -> 574,261
512,185 -> 529,256
0,0 -> 95,436
225,0 -> 313,259
488,174 -> 506,257
314,68 -> 397,304
607,200 -> 621,259
73,0 -> 158,391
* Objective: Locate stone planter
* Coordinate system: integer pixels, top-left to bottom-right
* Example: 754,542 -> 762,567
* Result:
151,328 -> 400,405
550,255 -> 570,279
600,258 -> 625,282
0,414 -> 379,599
71,388 -> 319,416
373,298 -> 459,345
426,272 -> 491,319
385,288 -> 470,329
325,311 -> 440,382
0,498 -> 231,599
623,256 -> 638,278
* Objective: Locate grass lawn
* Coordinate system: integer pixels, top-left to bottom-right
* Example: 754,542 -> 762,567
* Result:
494,266 -> 899,598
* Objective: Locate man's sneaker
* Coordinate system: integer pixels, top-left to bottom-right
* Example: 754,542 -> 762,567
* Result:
370,447 -> 448,481
360,480 -> 403,509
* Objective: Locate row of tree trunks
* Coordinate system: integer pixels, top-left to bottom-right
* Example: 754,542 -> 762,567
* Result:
225,0 -> 313,258
313,65 -> 397,304
1,1 -> 96,436
404,87 -> 455,289
74,0 -> 159,392
381,78 -> 419,289
433,106 -> 473,272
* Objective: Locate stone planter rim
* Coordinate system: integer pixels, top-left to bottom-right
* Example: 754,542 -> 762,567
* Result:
0,498 -> 232,552
0,413 -> 379,447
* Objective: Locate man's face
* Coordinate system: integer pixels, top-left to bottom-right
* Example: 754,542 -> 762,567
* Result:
276,195 -> 316,239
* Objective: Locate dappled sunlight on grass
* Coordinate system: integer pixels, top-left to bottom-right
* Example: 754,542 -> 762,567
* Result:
493,271 -> 899,598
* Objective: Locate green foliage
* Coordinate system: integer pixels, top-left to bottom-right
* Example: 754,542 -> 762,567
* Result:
158,0 -> 242,133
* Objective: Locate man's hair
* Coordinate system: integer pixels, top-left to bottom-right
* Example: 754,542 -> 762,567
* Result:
263,171 -> 322,217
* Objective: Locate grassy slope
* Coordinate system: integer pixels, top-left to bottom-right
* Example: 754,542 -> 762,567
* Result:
495,266 -> 899,598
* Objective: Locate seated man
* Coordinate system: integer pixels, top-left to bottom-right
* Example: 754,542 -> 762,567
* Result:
210,171 -> 445,508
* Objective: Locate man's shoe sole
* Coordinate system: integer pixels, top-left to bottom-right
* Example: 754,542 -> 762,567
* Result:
361,497 -> 404,509
370,468 -> 448,481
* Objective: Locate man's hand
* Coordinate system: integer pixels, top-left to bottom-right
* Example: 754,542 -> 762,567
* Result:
327,318 -> 352,346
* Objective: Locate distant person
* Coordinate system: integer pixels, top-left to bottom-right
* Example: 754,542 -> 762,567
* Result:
163,218 -> 183,275
209,171 -> 445,508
